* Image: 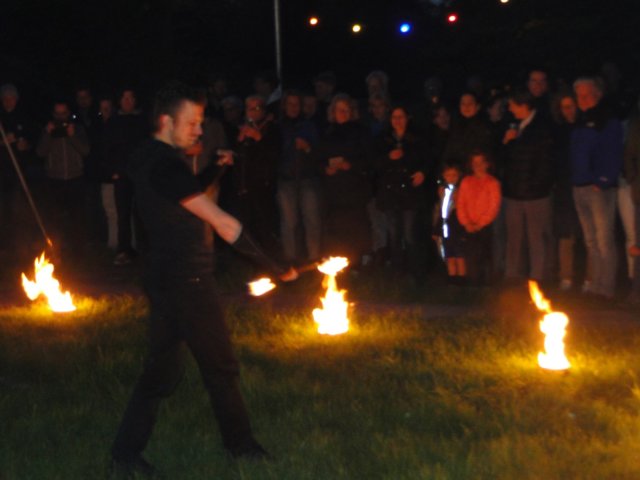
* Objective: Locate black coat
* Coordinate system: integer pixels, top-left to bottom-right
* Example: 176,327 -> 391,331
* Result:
315,121 -> 373,208
374,129 -> 428,210
502,113 -> 554,200
442,114 -> 493,168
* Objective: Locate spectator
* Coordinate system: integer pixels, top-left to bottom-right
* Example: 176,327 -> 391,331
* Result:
253,70 -> 281,115
374,105 -> 427,276
36,99 -> 90,259
233,94 -> 281,257
442,92 -> 493,169
315,93 -> 373,265
365,93 -> 390,138
276,91 -> 322,264
502,88 -> 555,283
551,90 -> 583,290
433,162 -> 465,284
313,71 -> 337,132
365,70 -> 390,98
570,77 -> 624,299
104,87 -> 149,265
456,151 -> 502,284
527,68 -> 552,119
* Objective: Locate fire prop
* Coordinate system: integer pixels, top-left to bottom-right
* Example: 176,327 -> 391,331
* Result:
313,257 -> 350,335
21,252 -> 76,312
528,280 -> 570,370
248,277 -> 276,296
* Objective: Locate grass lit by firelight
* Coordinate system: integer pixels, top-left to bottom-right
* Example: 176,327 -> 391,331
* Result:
2,290 -> 640,479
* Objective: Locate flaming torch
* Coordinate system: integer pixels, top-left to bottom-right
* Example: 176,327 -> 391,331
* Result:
248,277 -> 276,296
528,280 -> 570,370
313,257 -> 350,335
22,252 -> 76,313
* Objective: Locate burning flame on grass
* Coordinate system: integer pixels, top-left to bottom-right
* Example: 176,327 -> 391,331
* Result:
528,280 -> 570,370
313,257 -> 350,335
21,252 -> 76,312
248,277 -> 276,296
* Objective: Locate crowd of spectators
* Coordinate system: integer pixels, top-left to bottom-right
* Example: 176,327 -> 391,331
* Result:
1,63 -> 639,302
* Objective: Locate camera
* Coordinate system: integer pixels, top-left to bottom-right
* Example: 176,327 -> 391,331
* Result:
51,120 -> 70,138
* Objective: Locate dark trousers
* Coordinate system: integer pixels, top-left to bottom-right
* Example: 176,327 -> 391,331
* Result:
114,177 -> 134,254
111,274 -> 253,459
465,226 -> 493,284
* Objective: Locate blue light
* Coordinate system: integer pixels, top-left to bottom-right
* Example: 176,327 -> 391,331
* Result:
399,22 -> 412,34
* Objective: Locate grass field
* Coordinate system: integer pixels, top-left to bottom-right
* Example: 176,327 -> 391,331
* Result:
2,271 -> 640,479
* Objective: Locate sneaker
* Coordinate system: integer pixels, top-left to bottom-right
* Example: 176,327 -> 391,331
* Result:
559,279 -> 572,291
581,280 -> 592,293
109,455 -> 158,479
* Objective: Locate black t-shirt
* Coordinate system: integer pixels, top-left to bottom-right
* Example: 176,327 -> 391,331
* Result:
129,138 -> 214,278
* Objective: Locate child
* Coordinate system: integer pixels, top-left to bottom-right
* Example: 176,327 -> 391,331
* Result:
456,151 -> 502,285
433,162 -> 466,284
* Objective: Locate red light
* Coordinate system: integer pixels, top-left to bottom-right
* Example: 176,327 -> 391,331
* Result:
447,13 -> 458,23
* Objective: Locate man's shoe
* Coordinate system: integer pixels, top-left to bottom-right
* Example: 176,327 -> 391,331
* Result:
228,438 -> 272,461
109,456 -> 158,479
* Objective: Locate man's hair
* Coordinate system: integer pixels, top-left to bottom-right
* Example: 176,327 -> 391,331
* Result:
152,81 -> 205,127
327,93 -> 352,123
508,87 -> 535,108
573,76 -> 605,96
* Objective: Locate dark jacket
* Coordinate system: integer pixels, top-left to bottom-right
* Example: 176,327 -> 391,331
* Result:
36,124 -> 90,180
279,116 -> 320,181
570,102 -> 623,189
104,111 -> 149,178
374,129 -> 428,210
234,119 -> 280,194
315,121 -> 373,208
502,112 -> 555,200
442,114 -> 493,167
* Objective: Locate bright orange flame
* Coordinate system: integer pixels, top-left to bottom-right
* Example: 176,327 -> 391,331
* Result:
313,257 -> 349,335
248,277 -> 276,296
528,281 -> 570,370
21,252 -> 76,312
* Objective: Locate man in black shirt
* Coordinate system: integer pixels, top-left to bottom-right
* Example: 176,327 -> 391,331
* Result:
110,82 -> 296,477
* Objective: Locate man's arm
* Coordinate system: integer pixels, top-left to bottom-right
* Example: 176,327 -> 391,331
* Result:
180,193 -> 241,243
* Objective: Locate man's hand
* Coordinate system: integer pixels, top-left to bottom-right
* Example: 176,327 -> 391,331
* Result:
295,138 -> 311,152
66,124 -> 75,137
184,141 -> 203,156
502,128 -> 518,144
389,148 -> 404,160
216,149 -> 235,166
411,171 -> 425,187
45,122 -> 55,134
279,267 -> 299,282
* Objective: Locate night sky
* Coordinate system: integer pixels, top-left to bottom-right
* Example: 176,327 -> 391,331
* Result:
2,0 -> 639,108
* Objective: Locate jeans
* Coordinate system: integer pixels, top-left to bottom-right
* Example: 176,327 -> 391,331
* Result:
573,186 -> 618,297
276,178 -> 322,262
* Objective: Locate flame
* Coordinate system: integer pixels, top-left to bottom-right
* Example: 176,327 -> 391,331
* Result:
21,252 -> 76,312
313,257 -> 349,335
528,281 -> 570,370
248,277 -> 276,296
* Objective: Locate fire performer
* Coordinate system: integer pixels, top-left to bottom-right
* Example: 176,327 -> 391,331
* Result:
110,81 -> 297,477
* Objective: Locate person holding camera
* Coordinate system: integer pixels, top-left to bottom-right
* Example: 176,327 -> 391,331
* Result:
36,100 -> 90,260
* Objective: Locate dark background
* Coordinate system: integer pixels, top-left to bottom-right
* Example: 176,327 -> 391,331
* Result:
2,0 -> 639,111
